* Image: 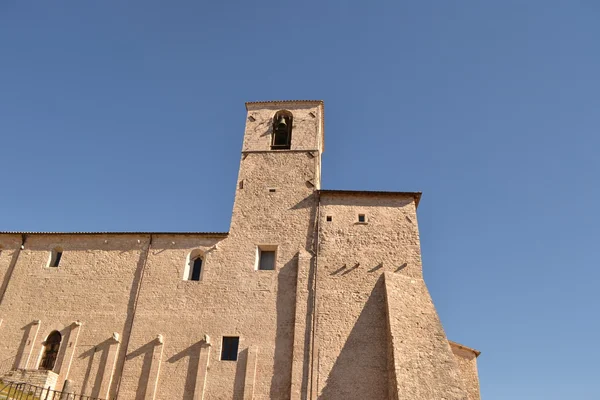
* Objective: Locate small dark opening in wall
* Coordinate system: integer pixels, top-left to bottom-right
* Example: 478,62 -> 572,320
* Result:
258,250 -> 276,270
239,180 -> 244,189
50,250 -> 62,268
39,330 -> 61,370
272,111 -> 293,150
190,258 -> 202,281
326,216 -> 332,222
269,188 -> 276,193
221,336 -> 239,361
358,214 -> 366,223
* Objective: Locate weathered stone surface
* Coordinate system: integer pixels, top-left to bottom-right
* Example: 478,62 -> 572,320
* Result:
0,100 -> 480,399
450,342 -> 481,400
384,273 -> 467,399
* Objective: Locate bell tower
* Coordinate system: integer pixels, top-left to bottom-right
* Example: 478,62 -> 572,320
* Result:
220,101 -> 324,397
229,100 -> 324,236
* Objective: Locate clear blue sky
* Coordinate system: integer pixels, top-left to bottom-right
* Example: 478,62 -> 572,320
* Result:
1,2 -> 599,399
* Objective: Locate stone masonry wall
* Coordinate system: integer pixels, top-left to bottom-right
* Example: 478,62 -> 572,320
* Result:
450,343 -> 481,400
119,102 -> 323,400
3,368 -> 58,388
0,234 -> 151,398
384,273 -> 466,399
0,100 -> 480,400
0,235 -> 22,312
315,193 -> 423,399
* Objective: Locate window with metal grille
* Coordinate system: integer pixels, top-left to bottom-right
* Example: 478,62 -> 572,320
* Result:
221,336 -> 239,361
39,331 -> 61,370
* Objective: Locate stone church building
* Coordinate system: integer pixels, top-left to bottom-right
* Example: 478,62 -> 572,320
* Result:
0,100 -> 480,399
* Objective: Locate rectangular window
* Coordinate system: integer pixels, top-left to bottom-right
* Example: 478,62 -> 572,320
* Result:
358,214 -> 366,223
53,252 -> 62,267
221,336 -> 239,361
50,250 -> 62,268
326,216 -> 332,222
258,249 -> 276,270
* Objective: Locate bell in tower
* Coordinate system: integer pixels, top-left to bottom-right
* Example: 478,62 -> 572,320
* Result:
271,111 -> 292,149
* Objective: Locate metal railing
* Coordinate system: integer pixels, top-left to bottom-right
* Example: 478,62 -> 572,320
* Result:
0,380 -> 106,400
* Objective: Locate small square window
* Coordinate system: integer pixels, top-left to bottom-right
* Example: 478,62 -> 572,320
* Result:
358,214 -> 366,223
221,336 -> 239,361
258,249 -> 276,270
326,216 -> 332,222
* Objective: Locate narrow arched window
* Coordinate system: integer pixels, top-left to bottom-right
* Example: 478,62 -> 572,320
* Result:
39,331 -> 61,371
49,248 -> 63,268
184,250 -> 204,281
190,257 -> 202,281
271,111 -> 293,150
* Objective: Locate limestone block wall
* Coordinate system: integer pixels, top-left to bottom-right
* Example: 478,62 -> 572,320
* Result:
0,234 -> 22,309
0,100 -> 482,400
0,233 -> 150,398
450,342 -> 481,400
314,193 -> 422,399
119,153 -> 319,399
3,369 -> 58,389
118,234 -> 299,400
384,273 -> 466,399
243,101 -> 324,153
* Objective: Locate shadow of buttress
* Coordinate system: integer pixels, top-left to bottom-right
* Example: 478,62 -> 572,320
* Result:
126,339 -> 160,400
319,276 -> 390,400
167,341 -> 203,400
232,348 -> 248,400
13,322 -> 36,370
269,256 -> 299,398
79,338 -> 115,398
111,242 -> 150,398
0,248 -> 21,306
290,192 -> 319,399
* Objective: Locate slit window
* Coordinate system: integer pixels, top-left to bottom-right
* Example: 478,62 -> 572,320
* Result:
185,250 -> 204,281
258,249 -> 276,271
39,331 -> 61,371
221,336 -> 239,361
190,257 -> 202,281
49,248 -> 62,268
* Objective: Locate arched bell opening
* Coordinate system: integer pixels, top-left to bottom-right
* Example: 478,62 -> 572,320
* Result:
271,110 -> 293,150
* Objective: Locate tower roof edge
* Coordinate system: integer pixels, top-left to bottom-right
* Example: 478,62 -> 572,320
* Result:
244,100 -> 324,110
245,100 -> 325,152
